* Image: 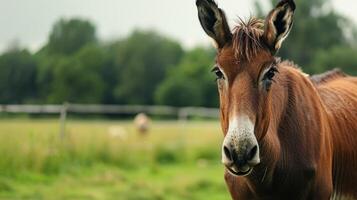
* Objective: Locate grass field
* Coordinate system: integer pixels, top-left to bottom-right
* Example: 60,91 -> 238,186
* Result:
0,119 -> 230,200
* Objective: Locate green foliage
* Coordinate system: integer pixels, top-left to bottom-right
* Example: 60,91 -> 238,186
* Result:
47,50 -> 105,103
35,18 -> 112,104
97,44 -> 120,104
257,0 -> 357,74
1,9 -> 357,105
0,49 -> 37,103
47,18 -> 96,55
35,51 -> 60,100
156,47 -> 218,107
311,46 -> 357,75
36,18 -> 103,103
35,23 -> 185,105
37,44 -> 106,103
114,30 -> 183,104
155,76 -> 203,107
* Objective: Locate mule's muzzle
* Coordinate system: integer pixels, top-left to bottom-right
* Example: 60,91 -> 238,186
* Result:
222,142 -> 260,176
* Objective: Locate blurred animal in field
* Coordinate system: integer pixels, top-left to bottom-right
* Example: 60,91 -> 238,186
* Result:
196,0 -> 357,199
108,126 -> 128,141
134,113 -> 150,135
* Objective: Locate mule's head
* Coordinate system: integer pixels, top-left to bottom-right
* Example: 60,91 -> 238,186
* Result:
196,0 -> 295,176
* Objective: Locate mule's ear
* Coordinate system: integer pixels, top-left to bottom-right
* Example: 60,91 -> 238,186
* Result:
263,0 -> 295,53
196,0 -> 232,48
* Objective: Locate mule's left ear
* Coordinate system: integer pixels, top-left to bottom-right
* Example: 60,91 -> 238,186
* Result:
263,0 -> 295,53
196,0 -> 232,48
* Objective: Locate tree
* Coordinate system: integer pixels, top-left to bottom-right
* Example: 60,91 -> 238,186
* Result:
312,46 -> 357,76
255,0 -> 356,74
35,51 -> 61,101
35,18 -> 106,103
114,30 -> 183,104
76,43 -> 120,103
155,76 -> 203,107
97,41 -> 125,104
47,18 -> 96,55
46,44 -> 106,103
156,47 -> 218,107
0,49 -> 37,103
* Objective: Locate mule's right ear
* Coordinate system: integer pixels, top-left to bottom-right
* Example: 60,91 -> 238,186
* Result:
196,0 -> 232,48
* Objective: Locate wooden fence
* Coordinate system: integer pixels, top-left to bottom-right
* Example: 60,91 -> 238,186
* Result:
0,103 -> 220,138
0,103 -> 219,118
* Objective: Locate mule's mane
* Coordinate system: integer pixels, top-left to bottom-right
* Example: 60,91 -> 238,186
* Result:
278,60 -> 346,84
279,60 -> 300,69
310,68 -> 347,85
232,18 -> 266,61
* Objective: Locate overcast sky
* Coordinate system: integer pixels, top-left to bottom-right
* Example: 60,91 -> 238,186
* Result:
0,0 -> 356,53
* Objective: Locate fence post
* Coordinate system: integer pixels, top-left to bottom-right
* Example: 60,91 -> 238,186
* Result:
59,102 -> 68,140
178,108 -> 188,122
178,108 -> 189,142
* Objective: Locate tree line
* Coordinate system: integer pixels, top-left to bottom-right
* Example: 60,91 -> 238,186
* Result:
0,0 -> 356,107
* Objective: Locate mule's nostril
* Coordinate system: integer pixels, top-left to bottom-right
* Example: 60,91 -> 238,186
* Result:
223,146 -> 232,161
248,145 -> 258,161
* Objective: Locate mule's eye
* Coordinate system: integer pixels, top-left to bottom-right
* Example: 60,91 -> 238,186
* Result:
211,66 -> 225,80
262,66 -> 278,90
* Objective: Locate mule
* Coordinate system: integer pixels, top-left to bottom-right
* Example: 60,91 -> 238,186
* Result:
196,0 -> 357,199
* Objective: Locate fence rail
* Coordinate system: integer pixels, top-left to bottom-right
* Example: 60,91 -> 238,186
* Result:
0,103 -> 220,139
0,104 -> 219,119
0,104 -> 62,114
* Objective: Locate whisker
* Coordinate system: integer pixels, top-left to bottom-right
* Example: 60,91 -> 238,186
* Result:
261,167 -> 268,183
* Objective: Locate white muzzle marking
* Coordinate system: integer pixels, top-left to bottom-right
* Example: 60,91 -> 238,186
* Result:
222,115 -> 260,166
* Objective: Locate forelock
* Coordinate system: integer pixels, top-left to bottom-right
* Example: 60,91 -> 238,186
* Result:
232,18 -> 267,61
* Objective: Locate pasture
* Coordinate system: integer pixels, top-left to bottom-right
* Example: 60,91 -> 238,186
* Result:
0,119 -> 229,200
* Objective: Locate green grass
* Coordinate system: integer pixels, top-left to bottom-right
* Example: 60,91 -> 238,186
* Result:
0,119 -> 229,200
